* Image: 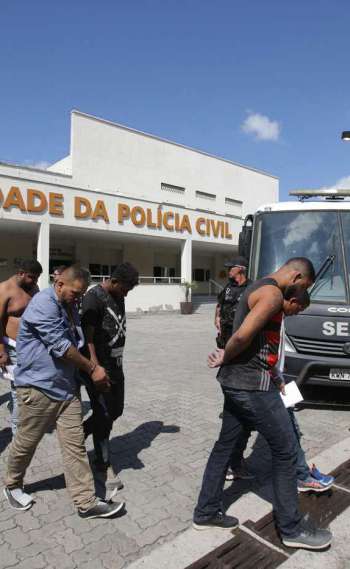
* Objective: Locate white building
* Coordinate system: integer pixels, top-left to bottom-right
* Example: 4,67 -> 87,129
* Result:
0,111 -> 278,311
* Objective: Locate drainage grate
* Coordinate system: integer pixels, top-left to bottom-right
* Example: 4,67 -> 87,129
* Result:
244,487 -> 350,552
184,529 -> 286,569
187,461 -> 350,569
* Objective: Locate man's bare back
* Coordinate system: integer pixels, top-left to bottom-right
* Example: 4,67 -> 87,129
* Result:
0,267 -> 41,366
0,278 -> 33,337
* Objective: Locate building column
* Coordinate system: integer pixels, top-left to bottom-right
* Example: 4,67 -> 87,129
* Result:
181,238 -> 192,295
37,220 -> 50,290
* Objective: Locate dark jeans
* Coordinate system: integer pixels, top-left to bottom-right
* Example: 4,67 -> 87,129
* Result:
229,426 -> 251,469
83,373 -> 125,464
194,387 -> 302,537
228,408 -> 310,481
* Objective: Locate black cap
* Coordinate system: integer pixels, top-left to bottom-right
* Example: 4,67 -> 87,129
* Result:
224,256 -> 248,269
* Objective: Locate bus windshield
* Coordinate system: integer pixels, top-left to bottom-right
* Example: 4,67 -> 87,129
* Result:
252,210 -> 347,303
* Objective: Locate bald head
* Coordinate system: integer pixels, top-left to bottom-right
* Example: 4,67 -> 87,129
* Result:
56,265 -> 91,305
61,265 -> 90,286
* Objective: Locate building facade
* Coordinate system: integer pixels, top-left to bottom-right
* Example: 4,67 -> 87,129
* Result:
0,111 -> 278,311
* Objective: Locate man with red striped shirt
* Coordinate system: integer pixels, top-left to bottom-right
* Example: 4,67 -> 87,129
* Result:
193,258 -> 332,551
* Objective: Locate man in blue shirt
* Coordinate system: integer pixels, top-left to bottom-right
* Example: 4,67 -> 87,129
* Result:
4,265 -> 125,520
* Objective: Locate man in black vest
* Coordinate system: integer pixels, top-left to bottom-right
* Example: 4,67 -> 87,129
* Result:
215,257 -> 253,480
215,257 -> 249,349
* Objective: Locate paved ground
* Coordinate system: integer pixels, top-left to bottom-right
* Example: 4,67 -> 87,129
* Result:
0,311 -> 350,569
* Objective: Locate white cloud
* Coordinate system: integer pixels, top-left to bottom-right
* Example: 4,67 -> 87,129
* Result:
241,112 -> 281,142
283,212 -> 323,247
324,175 -> 350,190
24,160 -> 50,170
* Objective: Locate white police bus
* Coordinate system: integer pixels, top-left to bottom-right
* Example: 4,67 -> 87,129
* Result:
239,189 -> 350,404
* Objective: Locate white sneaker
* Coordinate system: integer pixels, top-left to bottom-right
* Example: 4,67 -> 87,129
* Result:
3,487 -> 33,510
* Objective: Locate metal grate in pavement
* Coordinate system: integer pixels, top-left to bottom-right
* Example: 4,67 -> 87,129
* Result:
330,458 -> 350,490
184,529 -> 286,569
244,487 -> 350,552
187,459 -> 350,568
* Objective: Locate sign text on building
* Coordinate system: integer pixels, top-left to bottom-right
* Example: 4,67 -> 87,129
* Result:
0,186 -> 233,239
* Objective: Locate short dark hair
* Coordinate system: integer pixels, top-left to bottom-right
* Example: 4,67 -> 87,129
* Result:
284,257 -> 316,282
16,259 -> 43,275
53,265 -> 67,275
61,265 -> 91,286
284,284 -> 310,307
111,262 -> 139,287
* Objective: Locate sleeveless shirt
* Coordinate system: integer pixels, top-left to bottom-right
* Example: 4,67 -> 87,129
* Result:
217,277 -> 283,391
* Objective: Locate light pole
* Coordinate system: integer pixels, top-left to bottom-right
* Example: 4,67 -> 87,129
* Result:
341,131 -> 350,141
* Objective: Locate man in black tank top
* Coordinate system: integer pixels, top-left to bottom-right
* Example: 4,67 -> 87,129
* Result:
194,258 -> 332,551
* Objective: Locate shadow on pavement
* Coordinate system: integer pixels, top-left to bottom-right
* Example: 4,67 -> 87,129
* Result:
24,421 -> 180,498
223,434 -> 275,510
92,421 -> 180,499
0,390 -> 11,407
0,427 -> 12,454
25,473 -> 66,493
109,420 -> 180,472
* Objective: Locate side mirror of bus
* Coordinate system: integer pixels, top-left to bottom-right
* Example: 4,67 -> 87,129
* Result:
238,214 -> 253,266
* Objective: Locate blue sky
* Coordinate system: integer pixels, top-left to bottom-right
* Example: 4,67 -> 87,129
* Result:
1,0 -> 350,201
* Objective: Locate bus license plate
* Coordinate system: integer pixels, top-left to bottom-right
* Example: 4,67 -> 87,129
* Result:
329,368 -> 350,380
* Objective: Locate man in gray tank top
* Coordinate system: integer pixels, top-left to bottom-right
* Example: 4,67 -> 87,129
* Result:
193,258 -> 332,551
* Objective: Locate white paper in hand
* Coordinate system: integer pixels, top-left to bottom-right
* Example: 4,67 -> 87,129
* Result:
280,381 -> 304,408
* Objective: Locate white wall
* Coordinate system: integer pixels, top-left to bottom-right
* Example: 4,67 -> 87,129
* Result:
125,284 -> 184,312
69,111 -> 278,216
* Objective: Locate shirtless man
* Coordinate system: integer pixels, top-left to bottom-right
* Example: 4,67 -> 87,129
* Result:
0,259 -> 43,434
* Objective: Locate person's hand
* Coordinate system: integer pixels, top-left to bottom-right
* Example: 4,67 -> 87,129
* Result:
0,352 -> 9,366
91,365 -> 110,391
279,381 -> 286,396
208,348 -> 225,368
215,318 -> 221,333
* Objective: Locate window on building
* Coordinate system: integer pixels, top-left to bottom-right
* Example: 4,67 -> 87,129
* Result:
225,197 -> 243,218
89,263 -> 101,275
153,266 -> 176,282
196,208 -> 216,215
193,268 -> 211,282
196,190 -> 216,200
193,268 -> 204,282
89,264 -> 110,276
161,183 -> 185,194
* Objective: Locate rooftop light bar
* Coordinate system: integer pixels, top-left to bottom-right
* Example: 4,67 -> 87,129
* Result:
290,189 -> 350,201
290,189 -> 350,196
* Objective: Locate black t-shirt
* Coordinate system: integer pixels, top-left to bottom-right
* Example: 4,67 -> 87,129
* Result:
81,285 -> 126,377
217,279 -> 250,329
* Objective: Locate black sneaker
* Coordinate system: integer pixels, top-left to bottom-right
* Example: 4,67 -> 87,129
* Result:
78,499 -> 125,519
193,511 -> 239,530
282,517 -> 332,550
3,487 -> 34,511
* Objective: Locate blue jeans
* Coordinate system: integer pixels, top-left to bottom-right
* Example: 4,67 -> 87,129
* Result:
194,387 -> 302,537
288,408 -> 309,481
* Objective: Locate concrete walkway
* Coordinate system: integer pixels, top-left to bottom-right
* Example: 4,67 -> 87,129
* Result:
0,312 -> 349,568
